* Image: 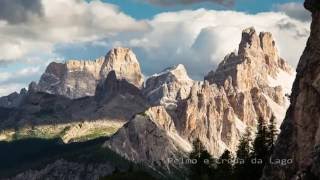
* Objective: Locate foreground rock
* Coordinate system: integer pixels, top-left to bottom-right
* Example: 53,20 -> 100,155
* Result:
263,1 -> 320,179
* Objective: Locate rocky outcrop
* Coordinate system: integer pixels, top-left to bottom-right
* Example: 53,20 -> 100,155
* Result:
104,106 -> 192,171
175,81 -> 243,155
143,64 -> 193,110
171,28 -> 295,157
103,28 -> 295,169
205,27 -> 293,91
35,47 -> 143,99
263,1 -> 320,179
100,48 -> 144,87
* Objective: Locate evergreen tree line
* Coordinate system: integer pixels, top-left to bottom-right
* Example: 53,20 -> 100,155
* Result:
188,115 -> 278,180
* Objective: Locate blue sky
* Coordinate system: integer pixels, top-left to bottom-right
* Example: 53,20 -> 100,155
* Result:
0,0 -> 310,96
106,0 -> 303,19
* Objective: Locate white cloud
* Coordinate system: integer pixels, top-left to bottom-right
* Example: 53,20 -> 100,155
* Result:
117,9 -> 310,79
0,1 -> 311,95
0,0 -> 148,61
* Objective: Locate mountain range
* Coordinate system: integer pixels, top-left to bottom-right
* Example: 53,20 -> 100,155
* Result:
0,26 -> 297,179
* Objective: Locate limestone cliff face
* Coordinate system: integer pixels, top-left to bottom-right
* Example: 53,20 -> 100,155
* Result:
36,47 -> 143,99
109,28 -> 294,161
104,106 -> 192,171
205,27 -> 293,91
263,1 -> 320,179
174,28 -> 295,156
105,28 -> 295,165
100,48 -> 144,87
176,81 -> 242,155
143,64 -> 193,110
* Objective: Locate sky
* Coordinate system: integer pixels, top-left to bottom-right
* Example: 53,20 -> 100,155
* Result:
0,0 -> 311,96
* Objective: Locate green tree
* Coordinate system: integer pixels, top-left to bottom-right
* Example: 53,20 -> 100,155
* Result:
251,117 -> 270,180
234,127 -> 252,180
215,150 -> 234,179
189,138 -> 215,180
266,115 -> 278,156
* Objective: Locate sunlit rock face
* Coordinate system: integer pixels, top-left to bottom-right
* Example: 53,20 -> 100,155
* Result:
0,26 -> 297,178
104,106 -> 192,171
143,64 -> 194,110
36,47 -> 144,99
174,27 -> 295,156
263,1 -> 320,179
106,27 -> 296,166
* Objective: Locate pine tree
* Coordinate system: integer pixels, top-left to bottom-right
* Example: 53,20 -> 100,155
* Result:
189,138 -> 215,180
234,127 -> 252,180
266,115 -> 278,156
215,150 -> 234,179
251,117 -> 270,180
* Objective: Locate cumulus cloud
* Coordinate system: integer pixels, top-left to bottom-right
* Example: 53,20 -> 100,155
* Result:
0,0 -> 148,61
141,0 -> 234,6
0,0 -> 43,24
275,2 -> 311,22
0,1 -> 311,95
116,9 -> 309,79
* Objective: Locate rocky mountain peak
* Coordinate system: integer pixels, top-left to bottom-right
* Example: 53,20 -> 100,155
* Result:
143,64 -> 193,109
33,47 -> 144,99
206,27 -> 293,90
238,27 -> 261,55
44,62 -> 66,78
100,47 -> 144,88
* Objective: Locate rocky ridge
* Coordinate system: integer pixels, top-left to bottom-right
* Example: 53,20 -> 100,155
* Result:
171,27 -> 295,156
0,27 -> 297,178
33,47 -> 143,99
102,27 -> 295,170
104,106 -> 192,171
0,70 -> 148,143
